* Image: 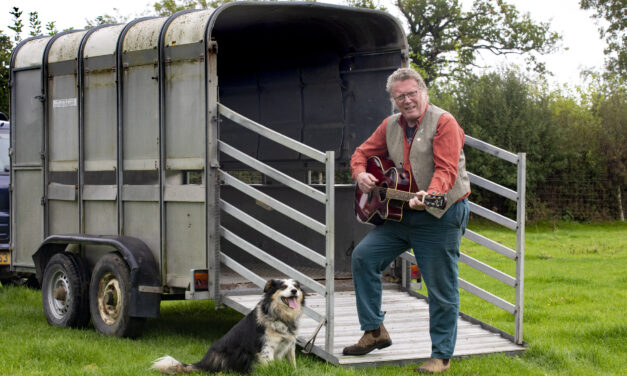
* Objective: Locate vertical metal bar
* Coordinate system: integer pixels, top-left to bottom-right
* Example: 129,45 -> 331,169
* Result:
324,151 -> 335,353
515,153 -> 526,344
77,27 -> 102,235
206,39 -> 220,303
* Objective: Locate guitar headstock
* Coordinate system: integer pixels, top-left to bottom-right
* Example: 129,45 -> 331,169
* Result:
422,194 -> 447,210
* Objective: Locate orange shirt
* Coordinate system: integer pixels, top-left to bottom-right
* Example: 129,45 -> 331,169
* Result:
350,105 -> 468,196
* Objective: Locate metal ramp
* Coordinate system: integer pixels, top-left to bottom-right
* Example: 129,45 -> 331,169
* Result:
223,288 -> 525,366
216,103 -> 527,367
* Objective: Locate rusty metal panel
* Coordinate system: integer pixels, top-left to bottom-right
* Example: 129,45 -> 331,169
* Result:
84,69 -> 117,171
12,69 -> 43,165
84,201 -> 117,235
122,63 -> 159,170
48,200 -> 78,235
164,57 -> 205,169
165,202 -> 206,288
48,74 -> 79,171
123,201 -> 160,268
13,171 -> 43,266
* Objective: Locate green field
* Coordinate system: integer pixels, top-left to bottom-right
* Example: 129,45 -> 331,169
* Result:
1,221 -> 625,375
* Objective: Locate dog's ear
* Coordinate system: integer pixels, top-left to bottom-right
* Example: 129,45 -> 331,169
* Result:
263,279 -> 274,293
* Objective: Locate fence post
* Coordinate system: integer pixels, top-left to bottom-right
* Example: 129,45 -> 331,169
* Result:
325,151 -> 335,353
515,152 -> 526,344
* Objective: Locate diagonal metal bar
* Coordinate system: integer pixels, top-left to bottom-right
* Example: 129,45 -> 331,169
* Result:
465,135 -> 518,164
469,201 -> 517,231
221,226 -> 327,296
219,140 -> 326,204
220,170 -> 326,235
218,103 -> 326,163
459,278 -> 516,314
468,172 -> 518,201
460,253 -> 517,287
220,199 -> 326,267
464,229 -> 517,260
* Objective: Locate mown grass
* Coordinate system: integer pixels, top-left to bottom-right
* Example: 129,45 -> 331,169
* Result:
0,221 -> 625,375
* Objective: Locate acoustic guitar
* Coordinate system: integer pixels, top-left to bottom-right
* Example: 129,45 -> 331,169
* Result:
354,156 -> 446,225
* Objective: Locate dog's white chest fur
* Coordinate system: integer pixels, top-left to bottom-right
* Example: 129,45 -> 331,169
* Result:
259,324 -> 297,363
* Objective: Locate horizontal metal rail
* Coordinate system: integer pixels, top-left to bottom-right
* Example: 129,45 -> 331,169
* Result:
465,135 -> 518,164
221,226 -> 327,296
459,278 -> 516,314
401,251 -> 516,287
218,103 -> 326,163
220,199 -> 326,267
459,254 -> 517,287
469,201 -> 517,231
464,229 -> 517,260
220,253 -> 325,323
220,170 -> 326,235
219,140 -> 326,204
468,172 -> 517,201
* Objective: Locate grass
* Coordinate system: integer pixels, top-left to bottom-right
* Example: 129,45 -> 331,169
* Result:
1,220 -> 625,375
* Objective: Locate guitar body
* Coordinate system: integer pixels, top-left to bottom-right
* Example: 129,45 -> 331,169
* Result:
355,156 -> 412,225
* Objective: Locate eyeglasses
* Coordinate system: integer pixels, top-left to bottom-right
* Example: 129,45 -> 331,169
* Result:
393,90 -> 419,102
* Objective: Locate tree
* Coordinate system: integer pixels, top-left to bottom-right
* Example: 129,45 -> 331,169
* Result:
394,0 -> 561,85
7,7 -> 23,42
0,31 -> 11,115
153,0 -> 231,16
29,11 -> 42,37
580,0 -> 627,78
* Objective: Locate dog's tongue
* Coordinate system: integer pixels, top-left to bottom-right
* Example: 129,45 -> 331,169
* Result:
288,297 -> 299,309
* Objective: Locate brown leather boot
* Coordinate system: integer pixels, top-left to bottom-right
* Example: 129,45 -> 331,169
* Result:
414,358 -> 451,373
342,323 -> 392,356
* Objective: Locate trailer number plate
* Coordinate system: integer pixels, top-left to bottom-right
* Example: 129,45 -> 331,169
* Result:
0,251 -> 9,265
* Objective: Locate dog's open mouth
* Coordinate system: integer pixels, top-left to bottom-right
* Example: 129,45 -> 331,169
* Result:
281,296 -> 299,309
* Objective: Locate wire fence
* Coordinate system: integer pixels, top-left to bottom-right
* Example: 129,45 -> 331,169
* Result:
532,179 -> 625,222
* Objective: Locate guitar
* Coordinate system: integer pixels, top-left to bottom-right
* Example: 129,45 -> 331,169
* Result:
354,156 -> 447,225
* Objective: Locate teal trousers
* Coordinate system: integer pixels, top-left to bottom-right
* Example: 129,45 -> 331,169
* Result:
351,198 -> 469,359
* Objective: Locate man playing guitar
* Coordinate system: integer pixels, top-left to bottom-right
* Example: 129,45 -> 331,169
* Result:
343,68 -> 471,374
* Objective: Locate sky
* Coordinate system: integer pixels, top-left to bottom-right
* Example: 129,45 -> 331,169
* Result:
1,0 -> 608,87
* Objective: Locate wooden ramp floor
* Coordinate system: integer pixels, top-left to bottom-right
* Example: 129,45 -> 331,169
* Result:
223,288 -> 526,366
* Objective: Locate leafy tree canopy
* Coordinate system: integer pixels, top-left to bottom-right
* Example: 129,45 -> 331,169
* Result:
580,0 -> 627,78
394,0 -> 561,84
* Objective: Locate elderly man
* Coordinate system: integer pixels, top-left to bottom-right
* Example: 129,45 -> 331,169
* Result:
343,68 -> 470,374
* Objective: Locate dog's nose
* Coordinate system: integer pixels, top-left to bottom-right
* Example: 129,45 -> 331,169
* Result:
291,289 -> 297,295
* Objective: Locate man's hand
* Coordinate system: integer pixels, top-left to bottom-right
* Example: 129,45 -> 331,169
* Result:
408,190 -> 427,210
356,172 -> 379,193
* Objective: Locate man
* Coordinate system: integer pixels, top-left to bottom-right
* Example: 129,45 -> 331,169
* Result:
343,68 -> 470,374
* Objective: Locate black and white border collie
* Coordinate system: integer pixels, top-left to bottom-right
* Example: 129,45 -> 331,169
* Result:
152,279 -> 305,374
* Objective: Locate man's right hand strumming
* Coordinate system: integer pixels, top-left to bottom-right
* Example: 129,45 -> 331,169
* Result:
356,171 -> 379,193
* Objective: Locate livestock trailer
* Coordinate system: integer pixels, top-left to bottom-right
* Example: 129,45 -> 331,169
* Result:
9,1 -> 526,366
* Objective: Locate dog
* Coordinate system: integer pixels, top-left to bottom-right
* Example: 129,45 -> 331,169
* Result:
151,279 -> 305,374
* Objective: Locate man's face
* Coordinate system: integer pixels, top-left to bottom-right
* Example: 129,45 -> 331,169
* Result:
391,79 -> 424,124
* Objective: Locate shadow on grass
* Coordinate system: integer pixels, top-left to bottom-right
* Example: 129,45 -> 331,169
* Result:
142,300 -> 245,342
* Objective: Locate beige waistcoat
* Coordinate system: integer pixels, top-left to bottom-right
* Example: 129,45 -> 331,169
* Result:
385,104 -> 470,218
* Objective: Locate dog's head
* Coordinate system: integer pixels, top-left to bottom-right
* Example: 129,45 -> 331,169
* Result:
261,279 -> 305,321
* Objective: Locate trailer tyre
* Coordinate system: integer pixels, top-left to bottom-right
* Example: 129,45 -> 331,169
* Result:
89,253 -> 144,338
41,253 -> 91,328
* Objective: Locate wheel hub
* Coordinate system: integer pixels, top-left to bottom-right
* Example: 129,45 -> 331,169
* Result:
48,269 -> 71,320
97,273 -> 122,325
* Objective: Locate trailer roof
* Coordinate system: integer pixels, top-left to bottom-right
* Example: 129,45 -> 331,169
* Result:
12,2 -> 406,69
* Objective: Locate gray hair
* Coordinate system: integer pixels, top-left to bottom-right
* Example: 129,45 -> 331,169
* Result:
386,68 -> 428,97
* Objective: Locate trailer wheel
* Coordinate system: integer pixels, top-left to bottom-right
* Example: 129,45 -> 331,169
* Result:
41,253 -> 91,328
89,253 -> 144,338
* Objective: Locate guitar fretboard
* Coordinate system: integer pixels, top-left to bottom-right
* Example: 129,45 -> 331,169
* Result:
373,186 -> 416,202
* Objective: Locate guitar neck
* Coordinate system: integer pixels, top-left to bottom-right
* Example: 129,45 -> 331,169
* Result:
375,186 -> 415,202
